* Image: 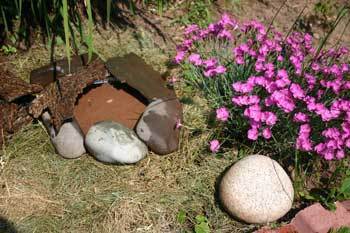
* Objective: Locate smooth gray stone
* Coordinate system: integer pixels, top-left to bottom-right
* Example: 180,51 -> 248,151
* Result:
85,121 -> 147,164
136,98 -> 182,155
219,154 -> 294,224
41,111 -> 86,159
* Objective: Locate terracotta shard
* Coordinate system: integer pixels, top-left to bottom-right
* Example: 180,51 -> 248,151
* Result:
74,83 -> 147,135
28,58 -> 107,131
341,200 -> 350,211
255,225 -> 298,233
0,66 -> 43,102
105,53 -> 176,101
30,53 -> 99,87
291,202 -> 350,233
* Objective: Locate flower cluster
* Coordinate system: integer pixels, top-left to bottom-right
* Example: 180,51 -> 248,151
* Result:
176,14 -> 350,160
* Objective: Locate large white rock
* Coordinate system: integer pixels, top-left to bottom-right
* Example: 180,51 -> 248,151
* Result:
219,154 -> 294,224
41,111 -> 86,159
85,121 -> 147,164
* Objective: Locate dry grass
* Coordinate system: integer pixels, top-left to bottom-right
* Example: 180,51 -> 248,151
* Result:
0,25 -> 253,233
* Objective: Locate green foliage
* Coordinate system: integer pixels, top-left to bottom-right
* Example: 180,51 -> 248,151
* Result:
61,0 -> 71,71
330,227 -> 350,233
178,0 -> 212,27
85,0 -> 93,62
0,44 -> 16,55
176,211 -> 211,233
176,210 -> 187,225
194,215 -> 210,233
299,166 -> 350,211
142,0 -> 169,16
314,0 -> 336,18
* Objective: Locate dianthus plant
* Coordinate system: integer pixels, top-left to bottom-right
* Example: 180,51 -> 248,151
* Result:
175,14 -> 350,160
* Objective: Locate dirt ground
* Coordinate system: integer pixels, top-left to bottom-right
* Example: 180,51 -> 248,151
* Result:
0,1 -> 349,232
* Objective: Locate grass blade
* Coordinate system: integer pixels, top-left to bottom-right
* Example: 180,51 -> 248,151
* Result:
86,0 -> 94,63
0,6 -> 9,35
61,0 -> 71,72
107,0 -> 111,27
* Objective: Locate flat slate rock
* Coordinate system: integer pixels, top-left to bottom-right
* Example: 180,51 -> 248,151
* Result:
106,53 -> 176,101
136,98 -> 182,155
30,53 -> 99,87
85,121 -> 148,164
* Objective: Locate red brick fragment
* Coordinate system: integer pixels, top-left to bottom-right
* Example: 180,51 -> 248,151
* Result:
291,202 -> 350,233
255,224 -> 298,233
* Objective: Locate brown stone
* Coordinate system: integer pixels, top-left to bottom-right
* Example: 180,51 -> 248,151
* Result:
135,98 -> 182,155
106,53 -> 176,101
74,83 -> 147,135
291,202 -> 350,233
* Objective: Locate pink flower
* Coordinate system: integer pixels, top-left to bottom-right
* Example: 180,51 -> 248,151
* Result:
296,135 -> 313,151
244,104 -> 262,122
232,95 -> 260,106
277,69 -> 288,79
175,119 -> 182,129
216,107 -> 230,122
248,127 -> 259,140
262,128 -> 272,139
336,149 -> 345,159
203,58 -> 217,69
290,83 -> 305,99
218,29 -> 232,40
184,24 -> 199,35
188,53 -> 202,66
264,112 -> 277,126
293,112 -> 309,123
174,51 -> 186,64
209,140 -> 220,153
232,82 -> 254,94
215,65 -> 227,74
219,13 -> 238,29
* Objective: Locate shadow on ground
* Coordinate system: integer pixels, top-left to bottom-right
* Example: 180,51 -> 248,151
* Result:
0,216 -> 18,233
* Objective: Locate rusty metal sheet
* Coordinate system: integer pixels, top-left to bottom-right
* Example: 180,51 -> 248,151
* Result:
30,53 -> 99,87
0,66 -> 43,102
106,53 -> 176,101
29,58 -> 107,131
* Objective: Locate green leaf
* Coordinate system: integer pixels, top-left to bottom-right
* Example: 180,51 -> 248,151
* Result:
339,177 -> 350,195
106,0 -> 111,26
86,0 -> 94,63
176,210 -> 186,224
195,215 -> 208,224
61,0 -> 71,72
331,226 -> 350,233
326,202 -> 337,212
194,222 -> 210,233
